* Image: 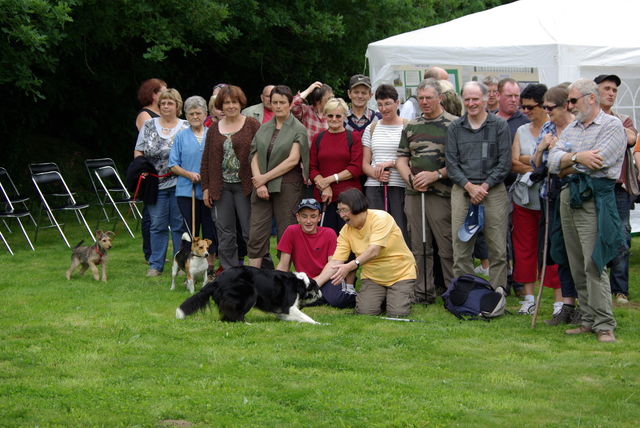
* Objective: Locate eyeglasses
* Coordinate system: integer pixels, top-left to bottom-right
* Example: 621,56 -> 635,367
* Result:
336,207 -> 351,214
326,113 -> 343,119
567,94 -> 588,105
542,105 -> 558,112
520,104 -> 540,111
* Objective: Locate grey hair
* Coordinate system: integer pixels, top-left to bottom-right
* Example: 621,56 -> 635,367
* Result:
461,81 -> 488,97
569,78 -> 600,104
482,75 -> 499,86
417,78 -> 441,95
184,95 -> 208,115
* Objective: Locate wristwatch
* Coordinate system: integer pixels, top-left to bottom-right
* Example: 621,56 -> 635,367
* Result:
437,170 -> 443,180
354,259 -> 361,267
571,153 -> 578,164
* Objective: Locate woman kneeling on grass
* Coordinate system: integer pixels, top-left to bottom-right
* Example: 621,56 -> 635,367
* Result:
315,188 -> 416,317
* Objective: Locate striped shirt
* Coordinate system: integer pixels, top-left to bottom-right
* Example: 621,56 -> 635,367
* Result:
548,109 -> 626,180
362,123 -> 405,187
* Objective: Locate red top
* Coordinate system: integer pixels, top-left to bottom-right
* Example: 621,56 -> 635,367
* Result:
277,225 -> 337,277
309,130 -> 363,202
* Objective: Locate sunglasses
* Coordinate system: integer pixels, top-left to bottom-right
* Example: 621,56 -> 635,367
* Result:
326,113 -> 343,119
520,104 -> 540,111
300,198 -> 319,206
542,105 -> 558,112
567,94 -> 588,105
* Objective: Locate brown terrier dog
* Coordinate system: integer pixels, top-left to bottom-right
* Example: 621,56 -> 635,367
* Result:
171,232 -> 212,293
66,230 -> 115,282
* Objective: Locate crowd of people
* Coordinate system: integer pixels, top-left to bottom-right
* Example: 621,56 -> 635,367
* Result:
133,67 -> 636,343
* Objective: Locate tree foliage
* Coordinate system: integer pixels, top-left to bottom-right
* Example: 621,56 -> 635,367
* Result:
0,0 -> 513,182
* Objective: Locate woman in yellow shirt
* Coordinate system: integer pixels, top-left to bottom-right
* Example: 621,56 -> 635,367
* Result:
315,188 -> 416,317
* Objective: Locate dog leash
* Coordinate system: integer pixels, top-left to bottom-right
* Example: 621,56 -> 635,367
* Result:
132,171 -> 173,201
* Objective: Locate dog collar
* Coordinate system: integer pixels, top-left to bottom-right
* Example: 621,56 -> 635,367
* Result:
95,246 -> 104,262
190,252 -> 206,258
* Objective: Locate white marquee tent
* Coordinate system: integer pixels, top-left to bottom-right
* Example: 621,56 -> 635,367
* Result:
366,0 -> 640,104
366,0 -> 640,231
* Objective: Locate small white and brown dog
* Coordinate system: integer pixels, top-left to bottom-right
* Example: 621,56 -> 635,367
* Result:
171,232 -> 212,294
66,230 -> 115,282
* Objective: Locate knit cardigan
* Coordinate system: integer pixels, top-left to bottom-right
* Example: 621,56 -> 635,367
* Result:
250,113 -> 310,194
200,117 -> 261,201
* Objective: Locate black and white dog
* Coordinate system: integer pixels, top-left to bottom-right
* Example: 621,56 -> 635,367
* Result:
175,266 -> 322,324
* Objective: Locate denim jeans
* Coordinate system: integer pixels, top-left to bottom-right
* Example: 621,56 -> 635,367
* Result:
608,186 -> 632,296
147,187 -> 186,272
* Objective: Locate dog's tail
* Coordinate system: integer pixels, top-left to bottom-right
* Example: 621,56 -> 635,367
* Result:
176,280 -> 217,319
72,240 -> 84,249
181,232 -> 191,242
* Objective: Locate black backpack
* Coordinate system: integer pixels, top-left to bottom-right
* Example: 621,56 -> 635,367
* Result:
442,274 -> 506,320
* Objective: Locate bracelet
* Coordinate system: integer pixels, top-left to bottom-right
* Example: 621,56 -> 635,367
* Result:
334,173 -> 339,183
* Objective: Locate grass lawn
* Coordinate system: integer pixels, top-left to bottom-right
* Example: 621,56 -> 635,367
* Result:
1,209 -> 639,427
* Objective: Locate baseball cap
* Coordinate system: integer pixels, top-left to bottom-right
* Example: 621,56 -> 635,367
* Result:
594,74 -> 621,86
349,74 -> 371,89
458,204 -> 484,242
295,198 -> 322,213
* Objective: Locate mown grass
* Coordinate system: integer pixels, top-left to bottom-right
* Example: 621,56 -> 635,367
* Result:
1,209 -> 639,427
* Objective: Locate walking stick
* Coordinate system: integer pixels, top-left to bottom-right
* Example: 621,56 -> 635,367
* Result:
191,184 -> 196,238
531,172 -> 551,328
383,167 -> 390,212
421,191 -> 428,302
320,202 -> 327,227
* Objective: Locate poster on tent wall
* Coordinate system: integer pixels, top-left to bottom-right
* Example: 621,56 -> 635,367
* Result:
392,65 -> 539,103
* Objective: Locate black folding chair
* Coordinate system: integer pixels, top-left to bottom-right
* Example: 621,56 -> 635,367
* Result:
31,170 -> 93,247
0,175 -> 35,253
0,167 -> 36,227
29,162 -> 80,228
85,158 -> 141,238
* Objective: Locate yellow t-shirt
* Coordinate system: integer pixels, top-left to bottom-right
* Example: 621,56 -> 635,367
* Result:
333,209 -> 416,286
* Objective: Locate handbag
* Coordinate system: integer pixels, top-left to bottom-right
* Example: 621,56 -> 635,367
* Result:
623,147 -> 640,196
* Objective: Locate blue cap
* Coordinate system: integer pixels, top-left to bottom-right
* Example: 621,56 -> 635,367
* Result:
458,204 -> 484,242
295,198 -> 321,213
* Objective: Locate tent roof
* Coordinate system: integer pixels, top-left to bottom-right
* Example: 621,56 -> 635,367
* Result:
366,0 -> 640,85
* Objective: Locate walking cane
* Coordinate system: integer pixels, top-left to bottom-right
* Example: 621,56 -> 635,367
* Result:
320,202 -> 327,227
383,167 -> 390,212
421,191 -> 428,302
191,184 -> 196,239
531,172 -> 551,328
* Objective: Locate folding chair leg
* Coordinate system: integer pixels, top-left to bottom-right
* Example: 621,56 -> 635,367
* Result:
50,211 -> 71,248
33,205 -> 44,243
0,230 -> 13,255
2,219 -> 11,233
16,218 -> 35,251
78,210 -> 94,242
111,203 -> 134,238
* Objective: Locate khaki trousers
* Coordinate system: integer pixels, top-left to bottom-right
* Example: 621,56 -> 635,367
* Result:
356,279 -> 414,317
405,193 -> 453,302
247,182 -> 303,258
559,188 -> 616,331
451,183 -> 508,289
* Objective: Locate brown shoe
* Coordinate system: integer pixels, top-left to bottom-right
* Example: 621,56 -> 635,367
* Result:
565,325 -> 593,335
596,330 -> 616,343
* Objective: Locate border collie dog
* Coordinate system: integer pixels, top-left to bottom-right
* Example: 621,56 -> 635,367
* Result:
175,266 -> 322,324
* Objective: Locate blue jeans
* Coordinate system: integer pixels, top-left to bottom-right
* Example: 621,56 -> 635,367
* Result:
608,185 -> 631,296
147,187 -> 186,272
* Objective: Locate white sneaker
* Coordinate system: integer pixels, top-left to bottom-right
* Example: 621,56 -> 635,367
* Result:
552,301 -> 564,315
518,300 -> 536,315
474,265 -> 489,276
